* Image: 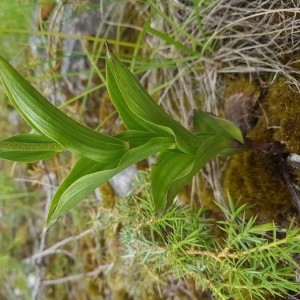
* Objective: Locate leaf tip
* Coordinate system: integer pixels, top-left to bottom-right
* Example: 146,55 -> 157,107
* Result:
46,215 -> 58,229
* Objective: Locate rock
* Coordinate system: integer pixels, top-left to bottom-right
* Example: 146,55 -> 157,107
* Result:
224,79 -> 261,135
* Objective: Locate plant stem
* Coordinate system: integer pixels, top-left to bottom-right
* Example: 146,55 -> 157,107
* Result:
231,138 -> 288,155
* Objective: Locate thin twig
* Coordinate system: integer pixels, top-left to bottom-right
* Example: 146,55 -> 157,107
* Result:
31,164 -> 56,300
24,227 -> 96,264
42,264 -> 110,286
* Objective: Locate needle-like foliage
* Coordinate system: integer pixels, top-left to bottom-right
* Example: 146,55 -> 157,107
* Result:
112,173 -> 300,299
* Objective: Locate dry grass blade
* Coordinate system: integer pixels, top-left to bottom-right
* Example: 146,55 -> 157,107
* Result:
144,0 -> 300,209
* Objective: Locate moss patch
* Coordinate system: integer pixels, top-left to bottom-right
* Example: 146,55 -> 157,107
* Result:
223,151 -> 295,222
223,77 -> 300,222
248,77 -> 300,151
265,78 -> 300,153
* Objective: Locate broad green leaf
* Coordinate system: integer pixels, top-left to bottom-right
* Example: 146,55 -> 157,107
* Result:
106,48 -> 200,154
0,56 -> 127,163
152,135 -> 233,212
151,150 -> 194,211
46,157 -> 111,226
195,133 -> 244,157
47,130 -> 174,223
0,134 -> 61,162
47,135 -> 174,226
0,151 -> 56,163
193,110 -> 244,143
115,130 -> 174,147
191,135 -> 235,174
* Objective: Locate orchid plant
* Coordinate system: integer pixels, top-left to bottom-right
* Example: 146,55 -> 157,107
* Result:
0,47 -> 245,227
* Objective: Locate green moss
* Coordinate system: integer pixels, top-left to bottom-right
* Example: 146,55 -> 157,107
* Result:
249,77 -> 300,152
223,77 -> 300,222
223,151 -> 294,222
262,78 -> 300,153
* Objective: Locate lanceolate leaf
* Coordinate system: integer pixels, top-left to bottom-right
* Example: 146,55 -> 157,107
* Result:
0,134 -> 61,162
47,130 -> 173,223
106,48 -> 200,154
152,135 -> 233,212
0,150 -> 56,163
151,150 -> 195,212
193,110 -> 244,143
191,135 -> 234,174
115,130 -> 175,147
0,56 -> 127,163
47,136 -> 173,226
46,157 -> 111,226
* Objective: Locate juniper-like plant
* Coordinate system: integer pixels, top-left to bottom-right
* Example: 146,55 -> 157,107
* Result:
0,47 -> 286,226
111,173 -> 300,299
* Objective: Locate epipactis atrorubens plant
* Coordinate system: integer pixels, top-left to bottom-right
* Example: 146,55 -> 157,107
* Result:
0,47 -> 284,227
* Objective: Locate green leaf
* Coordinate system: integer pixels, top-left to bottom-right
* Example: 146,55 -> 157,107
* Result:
46,157 -> 110,226
115,130 -> 174,147
0,134 -> 61,162
151,150 -> 194,211
0,56 -> 127,163
193,110 -> 244,143
47,135 -> 174,226
152,135 -> 233,212
106,47 -> 200,154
